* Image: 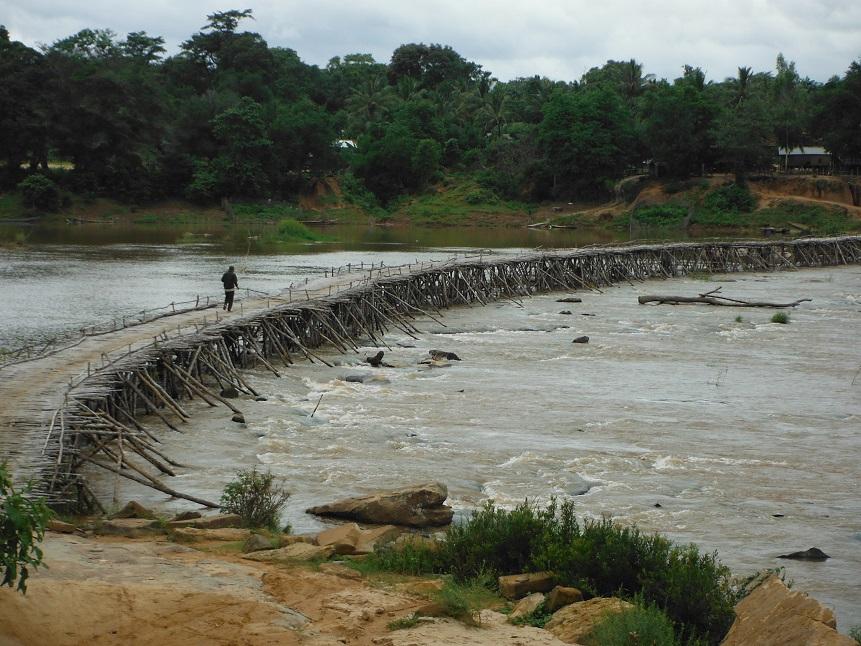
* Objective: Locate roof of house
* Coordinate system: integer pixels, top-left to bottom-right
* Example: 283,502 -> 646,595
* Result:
777,146 -> 829,156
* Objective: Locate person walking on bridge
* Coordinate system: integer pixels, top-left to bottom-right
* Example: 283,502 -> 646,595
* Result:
221,265 -> 238,312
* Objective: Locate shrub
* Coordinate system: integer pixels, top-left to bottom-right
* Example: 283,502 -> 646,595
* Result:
510,600 -> 554,628
848,625 -> 861,645
586,603 -> 678,646
219,468 -> 290,530
274,218 -> 322,242
703,184 -> 756,214
387,614 -> 421,631
433,575 -> 498,625
18,175 -> 61,211
632,205 -> 688,226
1,464 -> 52,593
370,499 -> 738,644
771,312 -> 789,324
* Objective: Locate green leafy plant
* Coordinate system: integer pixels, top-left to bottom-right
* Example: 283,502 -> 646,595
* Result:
510,600 -> 554,628
1,464 -> 53,593
771,312 -> 789,324
703,183 -> 757,214
848,625 -> 861,645
585,602 -> 678,646
433,574 -> 499,625
734,315 -> 743,323
631,204 -> 688,226
273,218 -> 324,242
219,468 -> 290,531
17,175 -> 61,212
387,614 -> 421,631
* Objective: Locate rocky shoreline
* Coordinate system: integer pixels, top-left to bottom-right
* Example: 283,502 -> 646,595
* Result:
4,483 -> 855,645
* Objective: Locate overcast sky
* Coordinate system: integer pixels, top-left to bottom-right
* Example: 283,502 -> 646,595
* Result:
3,0 -> 860,82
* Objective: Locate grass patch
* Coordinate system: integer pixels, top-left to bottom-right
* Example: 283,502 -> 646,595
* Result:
630,204 -> 688,227
368,499 -> 741,644
510,600 -> 554,628
232,202 -> 306,221
395,174 -> 530,224
734,315 -> 743,323
262,218 -> 328,244
584,602 -> 678,646
771,312 -> 790,324
433,574 -> 501,625
387,614 -> 421,631
0,192 -> 25,219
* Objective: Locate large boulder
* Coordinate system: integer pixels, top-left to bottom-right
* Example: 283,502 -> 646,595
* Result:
721,575 -> 855,646
306,483 -> 454,528
508,592 -> 546,622
545,586 -> 584,612
498,572 -> 556,600
545,597 -> 633,644
314,522 -> 401,555
47,519 -> 77,534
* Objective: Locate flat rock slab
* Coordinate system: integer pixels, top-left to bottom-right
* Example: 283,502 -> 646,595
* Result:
722,575 -> 855,646
242,542 -> 336,563
315,523 -> 401,555
167,513 -> 242,530
509,592 -> 545,621
545,597 -> 633,644
378,610 -> 570,646
307,482 -> 453,528
172,527 -> 252,542
95,518 -> 163,538
499,572 -> 556,600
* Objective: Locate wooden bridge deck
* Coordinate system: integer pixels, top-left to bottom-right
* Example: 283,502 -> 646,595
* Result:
1,237 -> 859,509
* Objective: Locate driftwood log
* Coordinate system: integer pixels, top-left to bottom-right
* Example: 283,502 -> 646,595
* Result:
638,287 -> 811,308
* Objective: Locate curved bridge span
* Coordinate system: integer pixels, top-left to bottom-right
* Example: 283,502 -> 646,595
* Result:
2,236 -> 860,510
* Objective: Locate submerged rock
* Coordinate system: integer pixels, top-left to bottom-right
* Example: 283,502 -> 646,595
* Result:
559,310 -> 572,315
307,482 -> 454,528
231,413 -> 246,424
572,336 -> 590,344
429,349 -> 461,361
778,547 -> 830,561
556,297 -> 582,303
220,386 -> 239,399
109,500 -> 155,520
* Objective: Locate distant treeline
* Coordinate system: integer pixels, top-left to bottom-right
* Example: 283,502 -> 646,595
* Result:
1,9 -> 859,207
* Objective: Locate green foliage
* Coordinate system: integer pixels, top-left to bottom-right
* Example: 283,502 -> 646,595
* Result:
387,614 -> 421,631
703,184 -> 756,214
369,500 -> 738,644
735,315 -> 744,323
848,625 -> 861,645
272,218 -> 324,243
585,602 -> 678,646
771,312 -> 789,324
219,468 -> 290,530
631,204 -> 688,226
433,574 -> 499,625
510,601 -> 554,628
1,464 -> 52,594
18,175 -> 61,211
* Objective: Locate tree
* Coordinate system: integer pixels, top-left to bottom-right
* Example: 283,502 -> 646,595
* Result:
0,27 -> 49,182
539,86 -> 636,198
119,32 -> 166,63
812,60 -> 861,165
1,464 -> 52,594
388,43 -> 486,90
773,54 -> 809,170
202,96 -> 272,198
713,94 -> 774,184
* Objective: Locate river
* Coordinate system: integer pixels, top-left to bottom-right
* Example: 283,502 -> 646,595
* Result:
2,223 -> 859,631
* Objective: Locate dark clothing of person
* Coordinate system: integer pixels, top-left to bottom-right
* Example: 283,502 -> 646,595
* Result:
221,270 -> 238,311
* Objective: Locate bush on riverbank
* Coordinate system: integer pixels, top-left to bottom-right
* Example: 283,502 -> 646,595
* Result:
362,499 -> 739,644
585,601 -> 678,646
1,465 -> 53,593
219,468 -> 290,531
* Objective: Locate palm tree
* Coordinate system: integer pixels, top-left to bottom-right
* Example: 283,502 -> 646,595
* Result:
345,74 -> 396,134
480,87 -> 508,138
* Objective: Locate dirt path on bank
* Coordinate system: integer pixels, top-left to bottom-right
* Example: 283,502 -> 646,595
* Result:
0,532 -> 568,646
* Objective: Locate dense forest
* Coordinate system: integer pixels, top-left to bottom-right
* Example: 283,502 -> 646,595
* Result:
1,9 -> 860,212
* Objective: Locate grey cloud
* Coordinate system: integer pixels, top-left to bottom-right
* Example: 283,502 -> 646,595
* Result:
3,0 -> 859,81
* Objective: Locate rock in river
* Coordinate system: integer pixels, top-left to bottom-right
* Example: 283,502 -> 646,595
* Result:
306,482 -> 454,527
572,336 -> 590,344
778,547 -> 830,561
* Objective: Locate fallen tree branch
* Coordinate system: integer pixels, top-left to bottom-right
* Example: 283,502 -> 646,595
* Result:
638,292 -> 812,308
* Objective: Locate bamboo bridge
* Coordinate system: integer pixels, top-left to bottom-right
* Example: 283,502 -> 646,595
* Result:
2,236 -> 860,511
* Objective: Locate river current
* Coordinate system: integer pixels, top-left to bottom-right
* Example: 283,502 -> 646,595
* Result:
2,236 -> 859,630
